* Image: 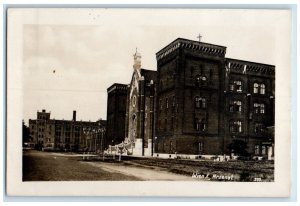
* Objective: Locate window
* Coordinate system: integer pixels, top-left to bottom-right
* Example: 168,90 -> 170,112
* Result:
229,83 -> 235,91
229,80 -> 243,92
200,119 -> 207,131
195,97 -> 206,109
166,98 -> 169,109
254,145 -> 260,155
261,145 -> 266,155
254,83 -> 266,94
260,84 -> 265,94
132,95 -> 136,107
253,83 -> 259,93
254,103 -> 265,114
195,75 -> 207,87
229,100 -> 242,112
229,120 -> 242,133
172,96 -> 175,107
260,104 -> 265,114
195,118 -> 207,131
198,142 -> 203,153
235,81 -> 242,92
255,123 -> 265,133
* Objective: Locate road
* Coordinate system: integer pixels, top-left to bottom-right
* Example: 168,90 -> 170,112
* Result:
23,150 -> 194,181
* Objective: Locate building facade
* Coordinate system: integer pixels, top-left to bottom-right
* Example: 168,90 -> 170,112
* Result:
106,37 -> 275,158
124,50 -> 156,156
29,109 -> 106,152
106,83 -> 128,148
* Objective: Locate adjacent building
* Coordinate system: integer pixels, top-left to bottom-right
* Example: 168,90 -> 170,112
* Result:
106,37 -> 275,158
29,109 -> 106,152
124,51 -> 156,156
155,38 -> 275,157
106,83 -> 128,147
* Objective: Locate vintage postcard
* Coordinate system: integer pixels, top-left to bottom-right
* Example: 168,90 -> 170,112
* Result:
6,8 -> 291,197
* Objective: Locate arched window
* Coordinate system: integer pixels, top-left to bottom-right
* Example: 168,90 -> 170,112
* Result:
132,95 -> 136,107
253,83 -> 259,93
194,118 -> 207,131
200,119 -> 207,131
195,75 -> 207,87
260,84 -> 265,94
195,97 -> 206,109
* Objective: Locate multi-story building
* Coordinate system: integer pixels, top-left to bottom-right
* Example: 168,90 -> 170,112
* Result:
29,109 -> 106,152
106,37 -> 275,158
106,83 -> 128,148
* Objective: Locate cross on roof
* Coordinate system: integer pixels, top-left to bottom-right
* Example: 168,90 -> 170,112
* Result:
197,34 -> 202,42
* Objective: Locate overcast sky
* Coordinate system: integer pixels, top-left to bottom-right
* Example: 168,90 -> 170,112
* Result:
21,8 -> 290,124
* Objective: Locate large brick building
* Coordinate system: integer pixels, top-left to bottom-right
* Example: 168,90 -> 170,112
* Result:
29,109 -> 106,152
106,83 -> 128,147
106,37 -> 275,157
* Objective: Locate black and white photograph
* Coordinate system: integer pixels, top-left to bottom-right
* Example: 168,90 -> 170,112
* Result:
6,7 -> 292,197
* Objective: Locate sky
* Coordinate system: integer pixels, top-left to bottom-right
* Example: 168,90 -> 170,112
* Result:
21,8 -> 290,124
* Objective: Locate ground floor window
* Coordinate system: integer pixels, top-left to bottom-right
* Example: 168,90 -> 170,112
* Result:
261,145 -> 267,155
198,142 -> 203,153
254,145 -> 260,155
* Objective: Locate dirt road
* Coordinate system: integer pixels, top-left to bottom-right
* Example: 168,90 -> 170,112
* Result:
23,150 -> 195,181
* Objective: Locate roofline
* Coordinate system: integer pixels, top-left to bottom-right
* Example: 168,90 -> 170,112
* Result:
156,38 -> 227,55
226,58 -> 275,68
107,83 -> 128,91
140,68 -> 156,73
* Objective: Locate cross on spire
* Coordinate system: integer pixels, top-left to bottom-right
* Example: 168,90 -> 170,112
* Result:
197,34 -> 202,42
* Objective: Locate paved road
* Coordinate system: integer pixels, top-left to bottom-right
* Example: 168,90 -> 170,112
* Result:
23,150 -> 194,181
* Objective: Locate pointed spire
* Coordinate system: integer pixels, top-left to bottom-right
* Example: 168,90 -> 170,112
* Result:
133,47 -> 141,70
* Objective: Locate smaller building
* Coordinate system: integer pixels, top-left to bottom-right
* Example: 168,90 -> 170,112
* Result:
28,109 -> 106,152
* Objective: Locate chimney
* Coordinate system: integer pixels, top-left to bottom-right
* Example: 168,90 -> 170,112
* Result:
42,109 -> 46,112
73,110 -> 76,121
